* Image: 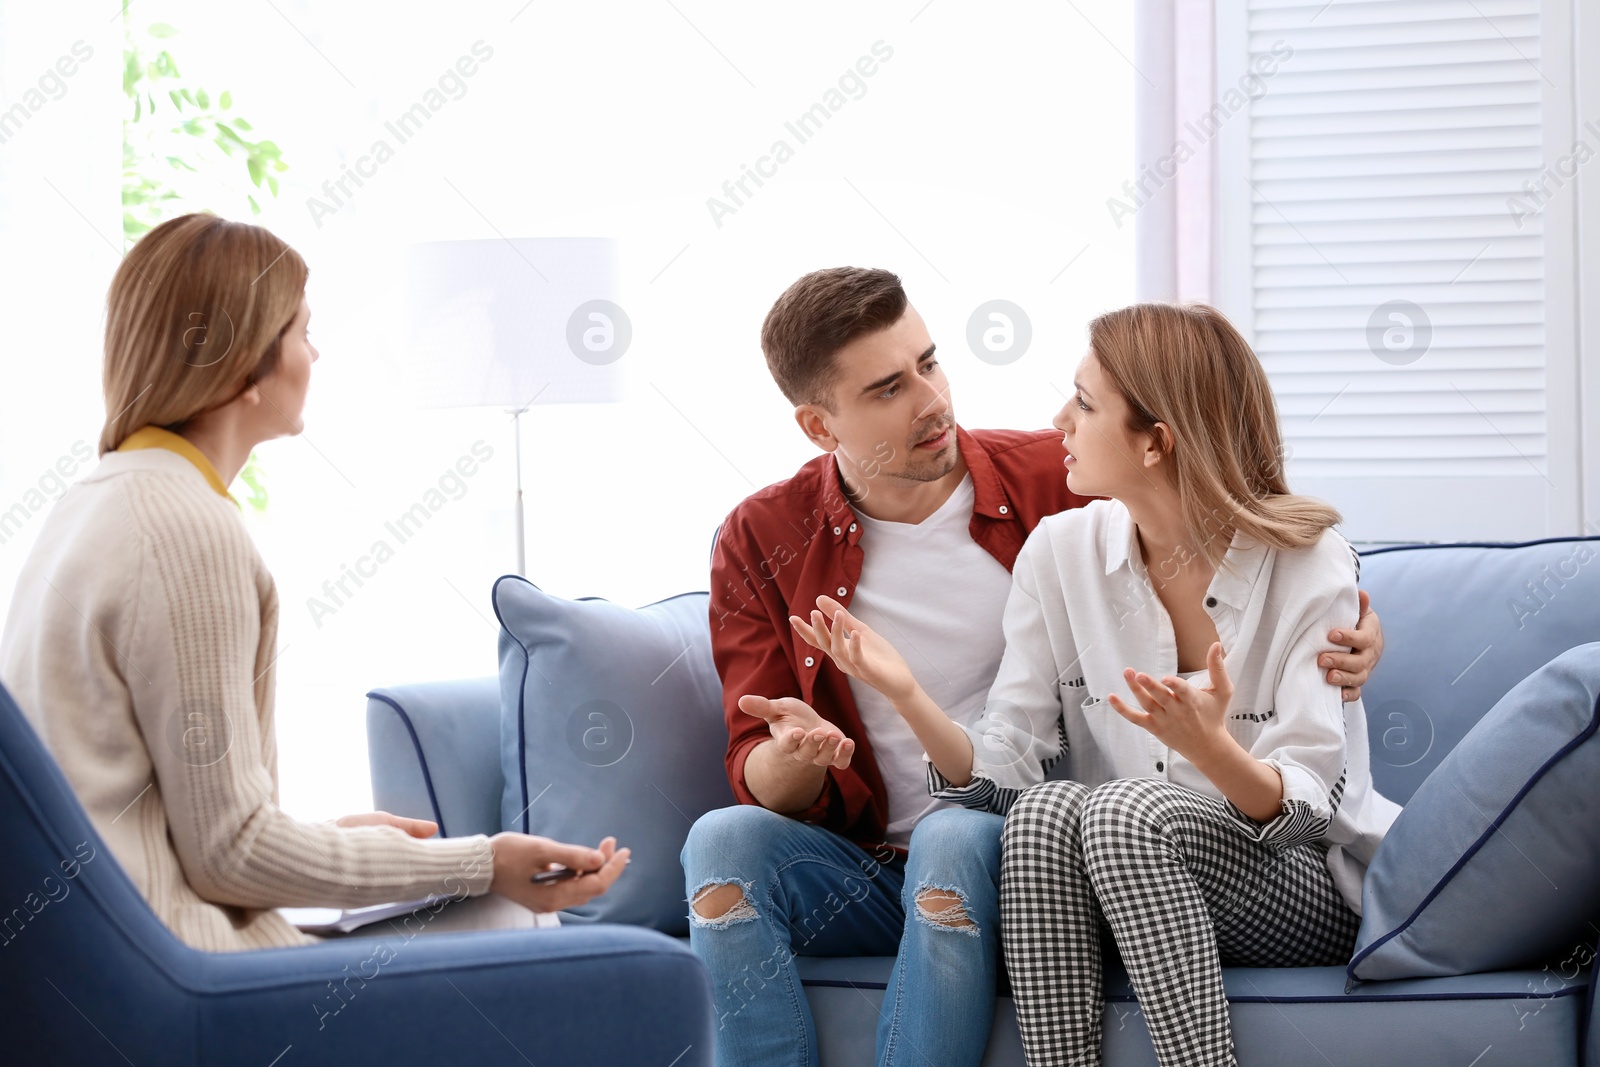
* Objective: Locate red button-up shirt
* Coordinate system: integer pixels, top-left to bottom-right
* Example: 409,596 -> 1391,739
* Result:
709,425 -> 1098,848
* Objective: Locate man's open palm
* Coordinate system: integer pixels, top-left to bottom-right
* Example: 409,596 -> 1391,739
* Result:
738,694 -> 855,770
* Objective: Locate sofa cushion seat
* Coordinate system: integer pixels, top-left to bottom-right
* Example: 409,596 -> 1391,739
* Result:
792,956 -> 1591,1066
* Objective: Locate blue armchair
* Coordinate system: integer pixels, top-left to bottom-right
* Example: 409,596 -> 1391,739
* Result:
0,681 -> 713,1066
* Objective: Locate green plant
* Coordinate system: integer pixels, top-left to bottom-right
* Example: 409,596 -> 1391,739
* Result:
122,21 -> 290,240
238,451 -> 270,512
122,19 -> 289,513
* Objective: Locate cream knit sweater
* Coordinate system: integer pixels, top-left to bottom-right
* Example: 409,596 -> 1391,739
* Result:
0,443 -> 495,952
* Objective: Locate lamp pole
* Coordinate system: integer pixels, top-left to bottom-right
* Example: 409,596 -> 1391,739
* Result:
509,405 -> 527,576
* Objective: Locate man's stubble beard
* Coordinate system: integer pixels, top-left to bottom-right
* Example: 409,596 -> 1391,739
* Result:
896,448 -> 959,484
897,414 -> 957,483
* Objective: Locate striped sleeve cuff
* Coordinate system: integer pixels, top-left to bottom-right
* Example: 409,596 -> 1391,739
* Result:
1222,796 -> 1331,848
1223,764 -> 1345,848
946,713 -> 1070,817
925,762 -> 1026,816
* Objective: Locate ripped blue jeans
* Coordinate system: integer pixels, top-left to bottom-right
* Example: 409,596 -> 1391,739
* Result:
681,804 -> 1003,1067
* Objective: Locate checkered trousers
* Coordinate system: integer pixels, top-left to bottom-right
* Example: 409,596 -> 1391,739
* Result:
1000,778 -> 1361,1067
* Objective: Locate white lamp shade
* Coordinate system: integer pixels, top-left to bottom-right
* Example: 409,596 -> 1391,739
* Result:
403,237 -> 626,410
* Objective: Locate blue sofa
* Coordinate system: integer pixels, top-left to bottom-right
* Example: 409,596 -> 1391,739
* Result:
368,536 -> 1600,1066
0,682 -> 713,1066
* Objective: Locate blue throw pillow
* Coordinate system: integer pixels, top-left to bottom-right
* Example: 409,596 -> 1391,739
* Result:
1355,537 -> 1600,805
1349,642 -> 1600,982
493,577 -> 733,934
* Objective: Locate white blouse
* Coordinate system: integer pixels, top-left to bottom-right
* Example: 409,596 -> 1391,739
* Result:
930,498 -> 1402,914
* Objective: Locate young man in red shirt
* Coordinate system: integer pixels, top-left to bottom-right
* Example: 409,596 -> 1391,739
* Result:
681,267 -> 1384,1067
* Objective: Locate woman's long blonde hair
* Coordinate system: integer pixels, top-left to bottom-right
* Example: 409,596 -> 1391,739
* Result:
1088,302 -> 1340,570
99,213 -> 308,455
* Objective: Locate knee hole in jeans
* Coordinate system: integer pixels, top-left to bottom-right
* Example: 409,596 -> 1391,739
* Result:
914,886 -> 978,933
691,881 -> 759,927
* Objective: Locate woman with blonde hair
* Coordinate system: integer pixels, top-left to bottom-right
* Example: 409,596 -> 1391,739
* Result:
793,302 -> 1401,1065
0,212 -> 627,952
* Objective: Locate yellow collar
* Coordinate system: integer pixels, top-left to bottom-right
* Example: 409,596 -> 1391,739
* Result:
117,426 -> 237,504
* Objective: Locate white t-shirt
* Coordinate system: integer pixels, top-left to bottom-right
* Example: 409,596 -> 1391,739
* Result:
846,475 -> 1013,847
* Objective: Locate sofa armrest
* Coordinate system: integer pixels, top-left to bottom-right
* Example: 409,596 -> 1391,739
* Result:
366,676 -> 504,839
194,924 -> 712,1064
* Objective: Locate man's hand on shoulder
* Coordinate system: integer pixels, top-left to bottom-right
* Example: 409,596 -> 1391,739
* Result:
1324,590 -> 1383,703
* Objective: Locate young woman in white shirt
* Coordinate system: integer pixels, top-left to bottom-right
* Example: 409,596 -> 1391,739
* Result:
791,302 -> 1401,1067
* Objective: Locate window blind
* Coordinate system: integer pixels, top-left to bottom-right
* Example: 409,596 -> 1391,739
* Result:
1236,0 -> 1560,539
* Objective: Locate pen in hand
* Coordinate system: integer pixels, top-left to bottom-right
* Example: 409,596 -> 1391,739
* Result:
530,866 -> 598,885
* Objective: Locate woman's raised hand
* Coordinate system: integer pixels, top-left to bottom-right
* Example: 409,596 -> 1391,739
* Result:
790,595 -> 918,704
1108,640 -> 1235,761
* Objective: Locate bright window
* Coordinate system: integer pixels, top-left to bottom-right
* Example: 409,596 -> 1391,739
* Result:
1213,0 -> 1592,542
0,1 -> 1137,819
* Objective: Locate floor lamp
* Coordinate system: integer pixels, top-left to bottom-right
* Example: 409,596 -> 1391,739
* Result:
403,237 -> 624,575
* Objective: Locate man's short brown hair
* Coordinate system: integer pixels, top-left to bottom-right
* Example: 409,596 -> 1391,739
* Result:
760,267 -> 907,408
